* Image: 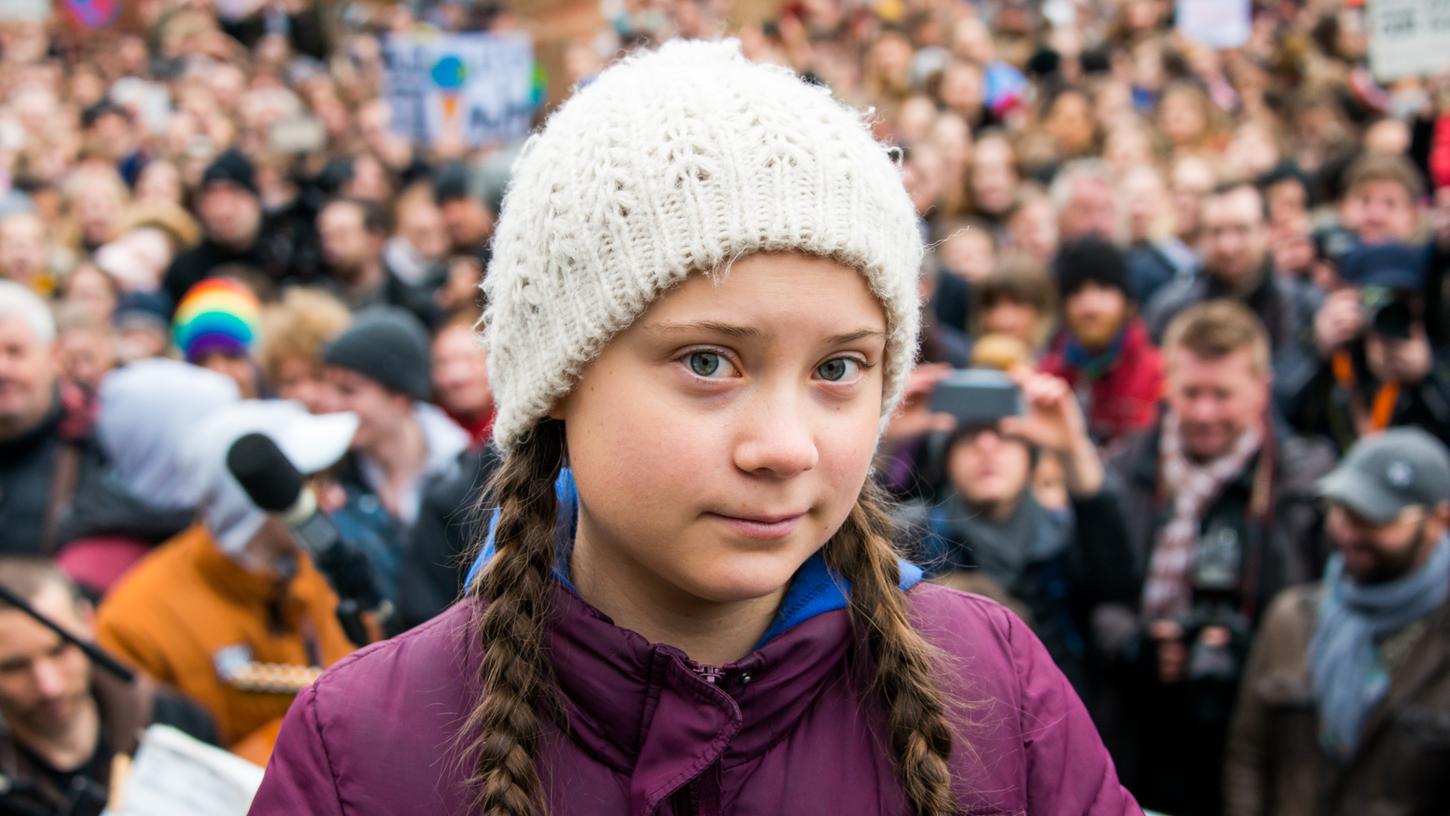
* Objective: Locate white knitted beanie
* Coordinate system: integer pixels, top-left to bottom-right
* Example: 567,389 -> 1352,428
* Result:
482,39 -> 924,452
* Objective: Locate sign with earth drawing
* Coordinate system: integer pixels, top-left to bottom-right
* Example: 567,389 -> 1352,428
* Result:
383,33 -> 542,147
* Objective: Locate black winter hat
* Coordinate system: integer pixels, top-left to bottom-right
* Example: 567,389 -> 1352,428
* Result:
1053,237 -> 1130,300
201,149 -> 259,198
323,307 -> 432,401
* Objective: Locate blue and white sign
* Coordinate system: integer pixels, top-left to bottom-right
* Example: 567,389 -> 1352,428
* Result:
383,33 -> 538,148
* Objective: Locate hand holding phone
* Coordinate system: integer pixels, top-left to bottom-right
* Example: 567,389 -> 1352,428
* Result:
926,368 -> 1024,428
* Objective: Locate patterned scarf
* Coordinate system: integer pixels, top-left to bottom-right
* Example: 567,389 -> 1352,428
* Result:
1142,412 -> 1263,619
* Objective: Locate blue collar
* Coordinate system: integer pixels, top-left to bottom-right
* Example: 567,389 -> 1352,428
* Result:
463,469 -> 922,648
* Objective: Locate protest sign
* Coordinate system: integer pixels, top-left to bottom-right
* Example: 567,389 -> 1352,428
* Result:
383,33 -> 541,148
1367,0 -> 1450,81
104,725 -> 263,816
1176,0 -> 1252,49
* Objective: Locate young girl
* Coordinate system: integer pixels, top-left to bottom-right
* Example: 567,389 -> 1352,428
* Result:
250,41 -> 1137,815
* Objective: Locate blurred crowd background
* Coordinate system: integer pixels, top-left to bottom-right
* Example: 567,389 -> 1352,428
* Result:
0,0 -> 1448,814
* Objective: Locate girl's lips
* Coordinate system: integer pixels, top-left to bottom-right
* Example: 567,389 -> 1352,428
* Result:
707,512 -> 805,540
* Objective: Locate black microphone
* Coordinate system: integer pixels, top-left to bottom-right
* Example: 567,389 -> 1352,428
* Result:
226,433 -> 392,641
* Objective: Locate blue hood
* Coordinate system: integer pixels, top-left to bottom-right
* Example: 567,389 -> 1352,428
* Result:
463,469 -> 923,648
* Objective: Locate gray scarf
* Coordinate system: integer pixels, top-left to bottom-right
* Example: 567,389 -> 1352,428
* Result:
935,492 -> 1070,596
1310,536 -> 1450,760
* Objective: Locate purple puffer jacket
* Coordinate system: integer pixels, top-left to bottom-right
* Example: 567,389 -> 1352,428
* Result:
250,581 -> 1139,815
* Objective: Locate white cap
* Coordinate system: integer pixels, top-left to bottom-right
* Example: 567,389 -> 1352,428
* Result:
183,400 -> 359,555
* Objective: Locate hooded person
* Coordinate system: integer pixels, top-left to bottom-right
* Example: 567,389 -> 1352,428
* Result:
94,400 -> 359,766
53,359 -> 240,594
252,40 -> 1136,815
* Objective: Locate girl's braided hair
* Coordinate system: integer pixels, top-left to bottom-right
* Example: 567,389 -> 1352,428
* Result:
462,420 -> 958,815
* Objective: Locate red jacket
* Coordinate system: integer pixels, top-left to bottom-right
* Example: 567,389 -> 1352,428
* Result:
1042,317 -> 1163,447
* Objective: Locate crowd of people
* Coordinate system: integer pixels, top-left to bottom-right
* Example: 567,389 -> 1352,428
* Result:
0,0 -> 1448,814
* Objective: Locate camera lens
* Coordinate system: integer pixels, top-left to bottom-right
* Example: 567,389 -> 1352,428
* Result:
1369,298 -> 1414,340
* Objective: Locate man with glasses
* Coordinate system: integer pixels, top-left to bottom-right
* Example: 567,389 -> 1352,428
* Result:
1225,428 -> 1450,816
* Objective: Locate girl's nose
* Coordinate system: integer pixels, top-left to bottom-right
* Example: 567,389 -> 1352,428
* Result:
732,395 -> 819,478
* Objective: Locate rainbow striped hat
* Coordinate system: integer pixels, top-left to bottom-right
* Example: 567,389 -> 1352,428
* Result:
173,278 -> 260,364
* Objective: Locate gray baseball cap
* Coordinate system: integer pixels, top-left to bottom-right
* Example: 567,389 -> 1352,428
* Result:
1317,428 -> 1450,524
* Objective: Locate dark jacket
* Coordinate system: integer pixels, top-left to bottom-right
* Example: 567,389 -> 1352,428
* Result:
250,563 -> 1139,814
1278,339 -> 1450,455
162,205 -> 322,311
0,402 -> 100,557
55,469 -> 193,549
1094,416 -> 1335,816
0,671 -> 216,816
396,447 -> 496,630
1225,575 -> 1450,816
1144,261 -> 1321,364
328,407 -> 474,610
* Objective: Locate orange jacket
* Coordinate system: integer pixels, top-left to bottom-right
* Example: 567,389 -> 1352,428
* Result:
96,524 -> 355,765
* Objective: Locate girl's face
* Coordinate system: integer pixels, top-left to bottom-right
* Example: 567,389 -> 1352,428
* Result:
558,252 -> 887,610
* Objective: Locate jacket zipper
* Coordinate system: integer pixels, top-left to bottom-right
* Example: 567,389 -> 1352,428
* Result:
692,662 -> 725,685
678,660 -> 752,815
685,779 -> 701,815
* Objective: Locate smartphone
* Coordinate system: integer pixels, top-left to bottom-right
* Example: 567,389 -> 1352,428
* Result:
927,368 -> 1023,427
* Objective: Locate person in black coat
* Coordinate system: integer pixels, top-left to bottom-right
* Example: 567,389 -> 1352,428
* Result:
162,151 -> 317,311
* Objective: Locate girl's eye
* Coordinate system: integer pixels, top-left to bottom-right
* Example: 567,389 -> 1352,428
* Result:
816,357 -> 862,382
684,351 -> 737,379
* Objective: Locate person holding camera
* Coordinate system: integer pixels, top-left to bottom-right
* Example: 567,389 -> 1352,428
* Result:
909,369 -> 1137,693
1225,428 -> 1450,816
1280,242 -> 1450,453
1096,300 -> 1336,816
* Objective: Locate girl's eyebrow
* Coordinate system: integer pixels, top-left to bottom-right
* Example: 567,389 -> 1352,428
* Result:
642,321 -> 885,346
643,320 -> 760,339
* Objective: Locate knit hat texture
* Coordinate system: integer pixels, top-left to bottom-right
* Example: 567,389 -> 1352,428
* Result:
173,277 -> 259,363
1054,237 -> 1130,300
481,39 -> 924,452
323,306 -> 432,401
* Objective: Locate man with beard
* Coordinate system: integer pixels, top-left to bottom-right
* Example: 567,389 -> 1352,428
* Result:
0,558 -> 215,816
1041,238 -> 1163,448
1225,429 -> 1450,816
1097,300 -> 1335,816
316,198 -> 440,328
